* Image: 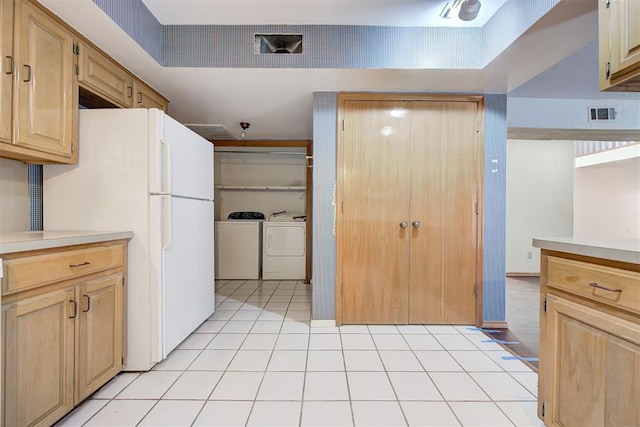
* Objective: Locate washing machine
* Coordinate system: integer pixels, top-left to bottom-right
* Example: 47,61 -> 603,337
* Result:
262,219 -> 306,280
215,219 -> 263,279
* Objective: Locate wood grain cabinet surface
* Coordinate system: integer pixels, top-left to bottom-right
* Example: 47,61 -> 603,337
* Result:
599,0 -> 640,91
538,250 -> 640,426
0,0 -> 13,145
0,0 -> 169,164
77,40 -> 134,109
132,79 -> 168,112
1,239 -> 127,427
0,0 -> 77,163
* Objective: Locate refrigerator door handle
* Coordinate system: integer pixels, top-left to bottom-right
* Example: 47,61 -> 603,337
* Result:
162,195 -> 172,250
161,139 -> 172,194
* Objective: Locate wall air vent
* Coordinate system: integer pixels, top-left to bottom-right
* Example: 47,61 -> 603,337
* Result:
588,107 -> 616,121
185,124 -> 236,141
254,34 -> 303,54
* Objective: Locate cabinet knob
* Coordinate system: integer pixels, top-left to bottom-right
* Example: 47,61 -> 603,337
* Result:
412,220 -> 421,228
399,221 -> 408,229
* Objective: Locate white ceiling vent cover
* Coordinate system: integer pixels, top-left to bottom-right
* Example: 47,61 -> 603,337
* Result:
185,124 -> 236,141
588,107 -> 616,121
254,34 -> 303,54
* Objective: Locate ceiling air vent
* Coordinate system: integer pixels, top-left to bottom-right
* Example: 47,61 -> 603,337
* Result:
588,107 -> 616,121
185,124 -> 236,141
254,34 -> 303,54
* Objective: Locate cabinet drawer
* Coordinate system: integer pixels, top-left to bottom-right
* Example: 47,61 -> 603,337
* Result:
548,256 -> 640,314
2,245 -> 124,295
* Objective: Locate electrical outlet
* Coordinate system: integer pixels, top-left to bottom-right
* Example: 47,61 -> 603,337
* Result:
527,251 -> 533,259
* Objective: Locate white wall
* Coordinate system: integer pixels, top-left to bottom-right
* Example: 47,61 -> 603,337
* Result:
0,158 -> 29,231
508,97 -> 640,131
574,157 -> 640,238
506,140 -> 574,274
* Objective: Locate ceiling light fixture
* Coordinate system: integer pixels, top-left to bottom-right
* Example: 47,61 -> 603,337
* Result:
458,0 -> 481,21
239,121 -> 250,138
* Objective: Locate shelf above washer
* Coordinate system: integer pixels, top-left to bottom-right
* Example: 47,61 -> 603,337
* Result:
215,185 -> 306,191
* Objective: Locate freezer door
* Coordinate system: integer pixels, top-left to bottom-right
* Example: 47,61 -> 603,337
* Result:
152,195 -> 215,359
149,109 -> 214,200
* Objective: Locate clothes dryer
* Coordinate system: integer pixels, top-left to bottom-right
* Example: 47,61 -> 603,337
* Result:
262,220 -> 306,280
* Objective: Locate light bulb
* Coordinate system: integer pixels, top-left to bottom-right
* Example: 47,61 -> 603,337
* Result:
240,130 -> 246,138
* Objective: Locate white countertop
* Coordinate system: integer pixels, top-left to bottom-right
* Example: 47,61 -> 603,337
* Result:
0,231 -> 133,255
533,237 -> 640,265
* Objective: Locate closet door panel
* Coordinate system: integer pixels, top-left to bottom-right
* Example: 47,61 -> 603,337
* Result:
409,101 -> 478,324
341,100 -> 411,324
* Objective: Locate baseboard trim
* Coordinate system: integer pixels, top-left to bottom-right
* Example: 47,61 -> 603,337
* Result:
506,273 -> 540,277
310,319 -> 336,328
482,321 -> 509,329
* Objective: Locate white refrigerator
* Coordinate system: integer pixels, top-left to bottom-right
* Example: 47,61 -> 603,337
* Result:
43,108 -> 215,371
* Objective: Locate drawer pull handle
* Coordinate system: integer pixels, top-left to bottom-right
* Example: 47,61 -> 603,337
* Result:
69,261 -> 91,268
589,282 -> 622,293
82,295 -> 91,312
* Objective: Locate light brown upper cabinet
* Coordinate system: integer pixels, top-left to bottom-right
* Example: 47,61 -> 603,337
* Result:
0,0 -> 169,164
0,0 -> 13,145
0,0 -> 77,163
599,0 -> 640,91
13,0 -> 76,161
336,94 -> 483,325
77,40 -> 169,112
132,79 -> 168,112
77,40 -> 134,109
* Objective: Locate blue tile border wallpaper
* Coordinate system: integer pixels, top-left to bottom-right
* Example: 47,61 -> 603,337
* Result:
92,0 -> 163,63
312,93 -> 338,321
28,165 -> 43,231
482,94 -> 508,322
163,25 -> 482,69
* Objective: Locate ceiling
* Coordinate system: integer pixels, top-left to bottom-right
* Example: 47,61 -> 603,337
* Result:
140,0 -> 507,27
39,0 -> 636,140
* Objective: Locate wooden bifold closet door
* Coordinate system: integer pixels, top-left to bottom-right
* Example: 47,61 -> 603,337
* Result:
338,96 -> 482,325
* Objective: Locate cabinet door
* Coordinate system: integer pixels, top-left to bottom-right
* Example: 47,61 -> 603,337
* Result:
132,80 -> 168,112
0,0 -> 13,145
14,0 -> 75,157
2,287 -> 75,427
610,0 -> 640,78
77,273 -> 123,402
77,41 -> 133,108
543,295 -> 640,427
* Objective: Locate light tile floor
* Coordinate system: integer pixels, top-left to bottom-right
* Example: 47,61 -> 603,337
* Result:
56,280 -> 542,426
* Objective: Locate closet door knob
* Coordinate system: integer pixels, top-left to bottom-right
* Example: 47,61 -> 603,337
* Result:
412,220 -> 421,228
399,221 -> 409,229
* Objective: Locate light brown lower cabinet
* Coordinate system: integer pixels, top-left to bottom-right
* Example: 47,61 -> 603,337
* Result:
539,251 -> 640,426
3,286 -> 76,427
1,240 -> 126,427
